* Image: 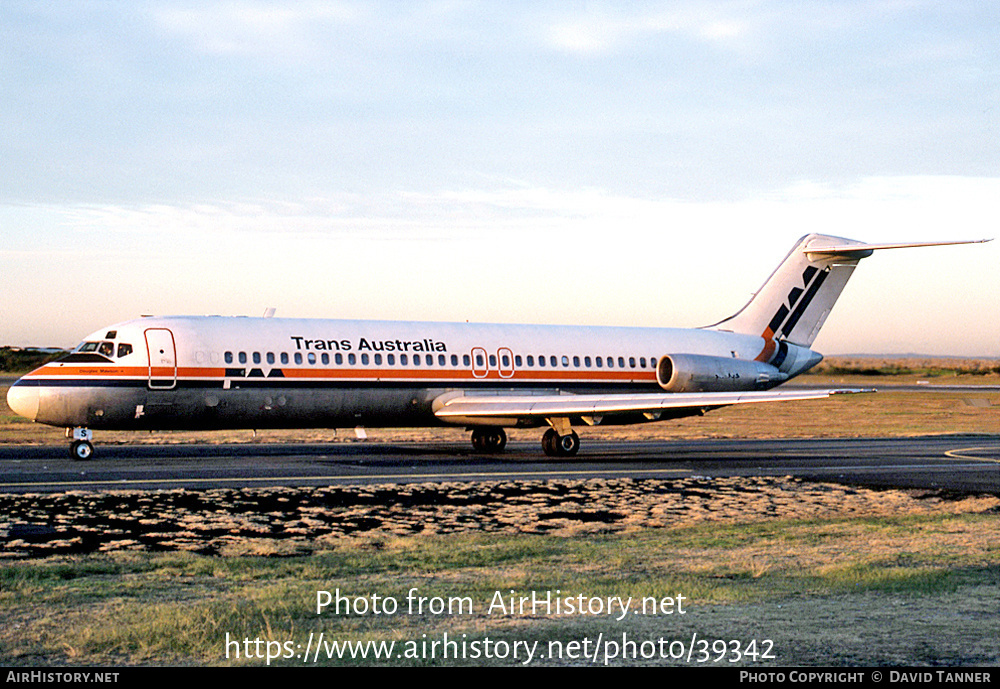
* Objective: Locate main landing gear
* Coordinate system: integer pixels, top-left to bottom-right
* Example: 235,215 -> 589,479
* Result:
470,427 -> 507,453
68,427 -> 94,461
541,428 -> 580,457
468,426 -> 581,457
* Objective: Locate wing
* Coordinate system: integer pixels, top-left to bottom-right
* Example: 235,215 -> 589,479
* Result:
433,388 -> 873,425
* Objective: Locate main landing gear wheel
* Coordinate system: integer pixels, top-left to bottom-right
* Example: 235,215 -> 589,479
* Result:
541,428 -> 580,457
471,428 -> 507,453
70,440 -> 94,461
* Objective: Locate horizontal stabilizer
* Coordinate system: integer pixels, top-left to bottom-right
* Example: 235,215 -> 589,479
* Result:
804,238 -> 992,259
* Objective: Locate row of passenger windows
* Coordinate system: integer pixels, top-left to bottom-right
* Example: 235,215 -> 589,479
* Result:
223,350 -> 657,370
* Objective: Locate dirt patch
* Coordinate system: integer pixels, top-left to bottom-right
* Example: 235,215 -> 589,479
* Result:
2,477 -> 997,559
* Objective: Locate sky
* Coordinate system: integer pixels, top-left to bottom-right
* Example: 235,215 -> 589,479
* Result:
1,1 -> 997,356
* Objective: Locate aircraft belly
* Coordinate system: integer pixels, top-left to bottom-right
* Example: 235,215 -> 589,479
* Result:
205,387 -> 440,429
58,386 -> 442,431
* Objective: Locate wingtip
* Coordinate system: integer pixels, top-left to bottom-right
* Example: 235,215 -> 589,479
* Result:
830,388 -> 877,395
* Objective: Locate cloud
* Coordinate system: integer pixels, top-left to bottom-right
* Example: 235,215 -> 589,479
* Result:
151,1 -> 360,58
543,5 -> 754,55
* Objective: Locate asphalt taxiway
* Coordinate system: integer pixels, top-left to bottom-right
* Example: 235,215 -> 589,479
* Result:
0,435 -> 997,494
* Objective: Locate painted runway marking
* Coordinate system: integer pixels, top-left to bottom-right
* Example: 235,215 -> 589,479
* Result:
944,446 -> 1000,463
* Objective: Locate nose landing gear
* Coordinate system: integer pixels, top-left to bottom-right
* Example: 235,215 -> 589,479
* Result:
68,427 -> 94,461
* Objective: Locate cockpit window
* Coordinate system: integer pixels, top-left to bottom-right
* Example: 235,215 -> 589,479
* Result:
60,341 -> 115,363
65,339 -> 131,361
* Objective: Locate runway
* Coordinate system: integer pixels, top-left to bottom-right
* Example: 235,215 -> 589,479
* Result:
1,435 -> 997,494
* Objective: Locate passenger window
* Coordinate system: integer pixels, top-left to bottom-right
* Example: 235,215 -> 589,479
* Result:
584,356 -> 591,367
335,353 -> 343,365
281,352 -> 289,364
321,353 -> 329,365
501,354 -> 509,367
401,354 -> 408,365
596,357 -> 602,367
527,355 -> 534,367
451,354 -> 459,366
640,357 -> 646,368
348,353 -> 356,365
388,354 -> 395,365
607,357 -> 614,368
239,352 -> 247,364
295,353 -> 303,364
225,351 -> 233,364
375,354 -> 383,365
561,356 -> 569,367
550,356 -> 557,367
361,353 -> 369,365
463,354 -> 470,366
267,352 -> 275,365
629,357 -> 636,368
618,357 -> 625,368
537,356 -> 545,367
308,352 -> 316,364
489,355 -> 496,367
514,355 -> 522,367
253,352 -> 261,364
439,354 -> 446,366
573,356 -> 580,367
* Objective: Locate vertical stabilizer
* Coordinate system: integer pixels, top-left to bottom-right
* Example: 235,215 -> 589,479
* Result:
710,234 -> 989,350
711,234 -> 868,348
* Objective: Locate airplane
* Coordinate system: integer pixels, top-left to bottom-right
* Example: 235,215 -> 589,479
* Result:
6,234 -> 988,460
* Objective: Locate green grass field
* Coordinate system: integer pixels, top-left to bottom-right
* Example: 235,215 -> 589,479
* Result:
3,510 -> 999,666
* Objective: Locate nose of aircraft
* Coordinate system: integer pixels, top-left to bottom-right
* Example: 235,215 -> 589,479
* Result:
6,382 -> 39,421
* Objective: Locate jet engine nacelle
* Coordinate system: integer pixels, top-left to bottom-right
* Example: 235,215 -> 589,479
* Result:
656,354 -> 788,393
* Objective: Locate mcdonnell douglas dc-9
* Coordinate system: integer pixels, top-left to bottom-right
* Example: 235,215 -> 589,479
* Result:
7,234 -> 987,460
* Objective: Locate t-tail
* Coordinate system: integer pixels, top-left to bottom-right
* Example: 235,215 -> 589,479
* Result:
709,233 -> 991,370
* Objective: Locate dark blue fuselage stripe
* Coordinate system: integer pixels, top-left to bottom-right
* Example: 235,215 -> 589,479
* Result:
781,269 -> 828,337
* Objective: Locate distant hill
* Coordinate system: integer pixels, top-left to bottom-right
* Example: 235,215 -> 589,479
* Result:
813,355 -> 1000,376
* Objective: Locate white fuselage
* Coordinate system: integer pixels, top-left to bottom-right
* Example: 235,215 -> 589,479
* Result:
8,315 -> 804,432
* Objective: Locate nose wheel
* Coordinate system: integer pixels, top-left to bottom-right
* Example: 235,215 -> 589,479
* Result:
68,427 -> 94,461
70,440 -> 94,460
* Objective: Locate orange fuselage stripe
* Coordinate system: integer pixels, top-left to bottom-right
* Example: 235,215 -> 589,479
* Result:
26,364 -> 658,385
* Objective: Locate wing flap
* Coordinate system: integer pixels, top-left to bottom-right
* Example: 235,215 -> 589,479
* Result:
433,388 -> 873,423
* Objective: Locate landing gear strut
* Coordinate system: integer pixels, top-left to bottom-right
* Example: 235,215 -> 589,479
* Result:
68,427 -> 94,461
470,427 -> 507,453
541,428 -> 580,457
